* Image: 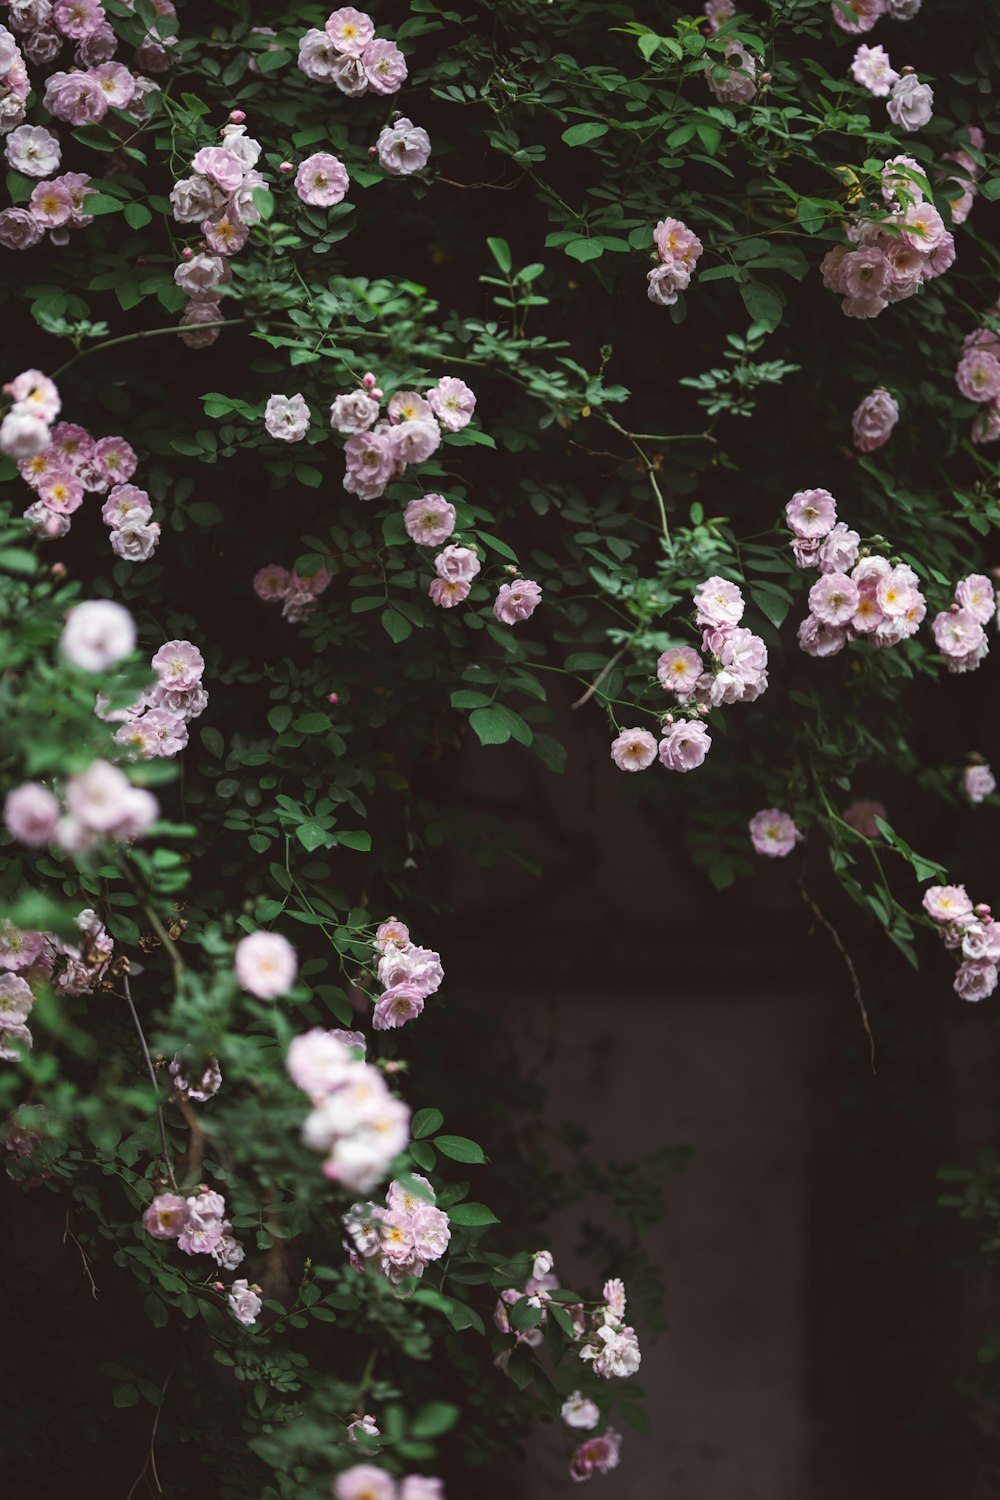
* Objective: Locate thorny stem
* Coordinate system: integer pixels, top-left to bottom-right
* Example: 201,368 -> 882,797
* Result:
122,971 -> 178,1191
798,872 -> 876,1074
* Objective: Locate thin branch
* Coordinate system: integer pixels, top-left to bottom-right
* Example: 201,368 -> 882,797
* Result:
63,1212 -> 100,1299
126,1356 -> 178,1500
798,875 -> 876,1073
175,1096 -> 206,1189
121,971 -> 178,1191
571,641 -> 632,709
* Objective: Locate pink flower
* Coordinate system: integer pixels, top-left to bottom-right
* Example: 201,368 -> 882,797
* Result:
610,728 -> 657,772
170,175 -> 225,223
151,640 -> 204,689
39,470 -> 83,514
656,646 -> 703,696
387,391 -> 434,425
399,1480 -> 443,1500
53,0 -> 105,39
0,972 -> 33,1031
955,574 -> 996,624
362,37 -> 407,95
228,1278 -> 262,1326
851,44 -> 898,96
798,615 -> 847,657
932,608 -> 986,665
818,523 -> 861,575
562,1393 -> 601,1430
264,393 -> 311,442
956,349 -> 1000,404
377,117 -> 431,175
374,919 -> 410,954
964,765 -> 996,804
372,983 -> 425,1031
235,931 -> 297,999
190,146 -> 245,194
377,945 -> 443,997
809,571 -> 860,626
254,565 -> 291,601
101,484 -> 152,528
493,579 -> 542,624
344,429 -> 397,493
887,74 -> 933,131
749,809 -> 800,857
646,264 -> 691,306
93,435 -> 137,484
202,215 -> 249,257
298,27 -> 343,81
428,579 -> 469,608
832,0 -> 885,34
923,885 -> 973,924
654,217 -> 703,272
705,41 -> 756,104
658,721 -> 712,772
694,575 -> 745,626
43,68 -> 108,124
403,495 -> 455,546
286,1028 -> 356,1098
111,520 -> 160,561
426,376 -> 476,433
4,783 -> 59,846
334,1466 -> 398,1500
326,8 -> 375,53
390,417 -> 440,465
61,599 -> 136,671
29,180 -> 72,227
569,1430 -> 622,1482
954,960 -> 998,1003
142,1193 -> 190,1240
174,251 -> 230,301
900,201 -> 945,252
434,544 -> 480,584
4,123 -> 61,177
0,208 -> 43,250
841,247 -> 891,301
331,389 -> 379,435
295,151 -> 349,206
851,389 -> 899,452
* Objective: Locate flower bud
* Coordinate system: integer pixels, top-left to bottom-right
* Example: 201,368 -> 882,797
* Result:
229,109 -> 246,123
279,161 -> 293,173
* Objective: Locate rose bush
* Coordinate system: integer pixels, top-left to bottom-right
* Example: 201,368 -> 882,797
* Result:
1,0 -> 999,1492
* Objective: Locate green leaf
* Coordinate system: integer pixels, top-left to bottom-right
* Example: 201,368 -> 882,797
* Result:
412,1107 -> 444,1139
82,192 -> 124,216
564,239 -> 604,263
749,582 -> 792,628
411,1402 -> 460,1439
113,1384 -> 139,1408
268,705 -> 292,734
469,706 -> 510,746
448,1201 -> 499,1226
409,1141 -> 437,1171
124,202 -> 152,229
335,830 -> 372,852
562,121 -> 609,147
486,236 -> 512,273
201,726 -> 224,758
433,1134 -> 486,1164
293,713 -> 332,734
740,281 -> 783,332
382,606 -> 412,642
509,1298 -> 542,1331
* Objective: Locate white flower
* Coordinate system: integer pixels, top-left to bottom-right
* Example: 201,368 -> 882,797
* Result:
4,124 -> 61,177
234,931 -> 298,998
61,600 -> 137,672
561,1391 -> 601,1430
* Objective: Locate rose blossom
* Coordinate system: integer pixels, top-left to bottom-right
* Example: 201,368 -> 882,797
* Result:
179,300 -> 224,349
326,8 -> 374,53
569,1430 -> 623,1482
228,1279 -> 262,1327
832,0 -> 885,31
0,207 -> 43,250
44,68 -> 108,124
955,574 -> 996,624
399,1479 -> 442,1500
923,885 -> 973,923
344,429 -> 397,493
203,215 -> 249,257
376,944 -> 443,997
562,1392 -> 601,1430
610,728 -> 657,773
0,972 -> 34,1026
377,117 -> 431,175
426,376 -> 476,433
190,146 -> 244,195
29,180 -> 72,227
61,599 -> 136,671
142,1193 -> 189,1240
816,523 -> 860,576
658,720 -> 712,772
809,571 -> 860,626
428,579 -> 469,608
434,544 -> 480,584
964,765 -> 996,804
331,389 -> 379,435
657,646 -> 703,696
654,217 -> 703,272
390,417 -> 440,465
954,960 -> 998,1004
174,251 -> 230,300
362,37 -> 407,95
334,1467 -> 398,1500
101,484 -> 152,528
694,575 -> 745,626
372,983 -> 425,1031
4,782 -> 59,846
887,75 -> 934,132
851,389 -> 899,452
956,350 -> 1000,405
403,494 -> 455,546
749,809 -> 800,858
5,123 -> 60,177
264,393 -> 311,443
932,608 -> 986,667
295,151 -> 349,207
705,42 -> 756,105
234,931 -> 297,999
151,640 -> 204,690
111,520 -> 160,561
254,564 -> 291,601
170,175 -> 224,223
493,579 -> 542,625
851,44 -> 898,96
646,264 -> 690,306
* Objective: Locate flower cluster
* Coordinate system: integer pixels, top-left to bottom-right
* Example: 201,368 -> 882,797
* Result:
954,317 -> 1000,446
931,575 -> 996,675
333,1467 -> 443,1500
298,9 -> 407,97
288,1028 -> 410,1192
5,759 -> 158,853
0,365 -> 60,460
820,156 -> 953,320
578,1278 -> 642,1379
375,116 -> 430,176
923,885 -> 1000,1004
330,373 -> 476,503
749,809 -> 801,858
647,216 -> 703,308
254,560 -> 332,625
0,907 -> 116,1061
851,387 -> 899,452
103,639 -> 208,759
174,248 -> 232,349
343,1172 -> 451,1287
787,490 -> 926,655
704,40 -> 756,106
494,1249 -> 582,1353
142,1183 -> 246,1271
371,917 -> 443,1031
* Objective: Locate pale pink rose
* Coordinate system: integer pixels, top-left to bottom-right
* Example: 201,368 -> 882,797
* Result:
818,523 -> 861,575
851,388 -> 899,451
704,0 -> 736,29
10,369 -> 60,423
377,117 -> 431,175
89,60 -> 134,106
330,52 -> 368,94
841,246 -> 891,301
4,782 -> 59,846
43,68 -> 108,124
932,608 -> 986,663
29,179 -> 72,226
658,720 -> 711,772
694,575 -> 745,626
373,919 -> 410,954
646,263 -> 691,306
39,470 -> 83,514
570,1431 -> 622,1483
843,799 -> 886,839
376,944 -> 443,997
656,646 -> 703,696
705,41 -> 756,104
101,484 -> 152,528
4,123 -> 60,177
344,429 -> 397,490
202,214 -> 249,257
298,26 -> 343,80
228,1278 -> 262,1327
961,923 -> 1000,963
254,565 -> 291,601
654,217 -> 703,272
142,1193 -> 189,1240
603,1277 -> 626,1320
362,37 -> 407,95
786,488 -> 837,539
882,152 -> 926,208
111,520 -> 160,561
0,972 -> 33,1025
170,174 -> 225,223
331,389 -> 379,435
372,983 -> 425,1031
956,350 -> 1000,404
264,393 -> 311,442
174,251 -> 230,301
151,640 -> 203,689
493,579 -> 542,624
286,1028 -> 355,1098
875,564 -> 919,617
190,146 -> 244,194
832,0 -> 884,32
410,1204 -> 451,1262
1,409 -> 49,457
434,544 -> 480,584
399,1479 -> 443,1500
53,0 -> 104,39
955,574 -> 996,624
403,495 -> 455,546
347,1414 -> 381,1444
61,599 -> 136,671
749,808 -> 800,857
169,1053 -> 222,1102
851,44 -> 898,96
798,615 -> 847,657
900,201 -> 945,253
588,1323 -> 641,1378
562,1392 -> 601,1430
334,1466 -> 398,1500
235,931 -> 297,999
809,571 -> 860,625
954,960 -> 998,1003
610,727 -> 657,772
0,207 -> 43,250
177,1218 -> 225,1256
887,74 -> 933,132
390,417 -> 440,465
964,765 -> 995,803
92,434 -> 136,483
428,578 -> 469,608
326,7 -> 374,53
295,151 -> 349,206
924,232 -> 956,279
923,885 -> 973,923
426,376 -> 476,433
